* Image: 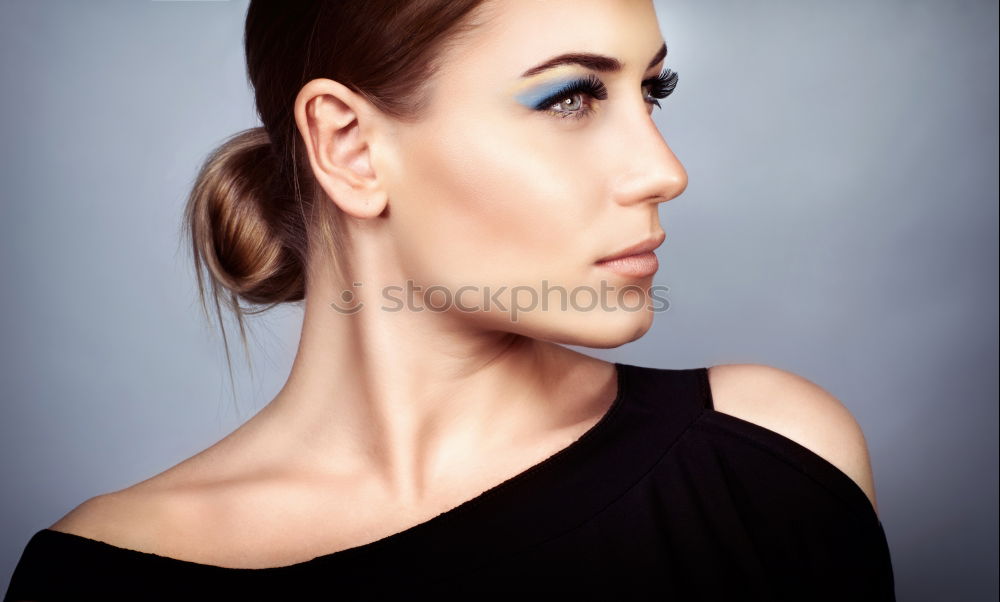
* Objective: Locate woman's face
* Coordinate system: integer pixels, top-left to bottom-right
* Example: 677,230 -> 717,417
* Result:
375,0 -> 687,348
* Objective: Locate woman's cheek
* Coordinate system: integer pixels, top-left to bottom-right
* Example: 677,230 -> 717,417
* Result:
390,111 -> 590,288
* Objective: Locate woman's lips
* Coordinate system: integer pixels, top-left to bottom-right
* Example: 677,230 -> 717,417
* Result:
595,251 -> 659,278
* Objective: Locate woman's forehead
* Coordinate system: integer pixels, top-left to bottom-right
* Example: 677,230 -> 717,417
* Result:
436,0 -> 665,94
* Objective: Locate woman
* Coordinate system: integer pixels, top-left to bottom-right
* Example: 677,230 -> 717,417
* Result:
5,1 -> 895,599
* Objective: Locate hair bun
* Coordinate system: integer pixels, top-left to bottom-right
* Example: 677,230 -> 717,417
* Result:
184,126 -> 305,317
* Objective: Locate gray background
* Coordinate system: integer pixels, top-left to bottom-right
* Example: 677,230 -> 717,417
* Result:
1,0 -> 996,599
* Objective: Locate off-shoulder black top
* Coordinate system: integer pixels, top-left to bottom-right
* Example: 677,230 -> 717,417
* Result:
4,362 -> 896,600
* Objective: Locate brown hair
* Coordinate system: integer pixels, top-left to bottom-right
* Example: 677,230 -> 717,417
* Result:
182,1 -> 491,388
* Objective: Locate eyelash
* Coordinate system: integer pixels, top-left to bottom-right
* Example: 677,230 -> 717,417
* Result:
535,68 -> 679,121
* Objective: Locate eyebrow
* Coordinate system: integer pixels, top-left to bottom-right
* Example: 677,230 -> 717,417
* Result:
519,42 -> 667,79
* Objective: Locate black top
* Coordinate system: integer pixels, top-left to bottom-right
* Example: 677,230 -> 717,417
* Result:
4,362 -> 896,601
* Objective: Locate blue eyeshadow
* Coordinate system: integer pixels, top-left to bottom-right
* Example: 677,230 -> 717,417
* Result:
514,76 -> 582,109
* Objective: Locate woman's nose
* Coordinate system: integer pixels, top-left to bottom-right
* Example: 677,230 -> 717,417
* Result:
609,108 -> 688,206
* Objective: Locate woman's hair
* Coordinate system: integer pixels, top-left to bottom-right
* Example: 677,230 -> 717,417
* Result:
182,1 -> 491,383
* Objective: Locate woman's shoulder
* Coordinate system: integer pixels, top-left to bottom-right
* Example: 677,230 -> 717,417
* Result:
41,412 -> 299,558
703,363 -> 879,516
4,486 -> 198,600
41,429 -> 271,562
45,478 -> 207,561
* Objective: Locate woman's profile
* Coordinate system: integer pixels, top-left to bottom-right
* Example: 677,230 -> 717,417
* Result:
5,1 -> 896,599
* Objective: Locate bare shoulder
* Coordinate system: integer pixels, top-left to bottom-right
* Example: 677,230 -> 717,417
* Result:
42,419 -> 361,567
47,485 -> 202,554
705,363 -> 879,516
46,422 -> 262,554
45,440 -> 243,556
48,490 -> 144,537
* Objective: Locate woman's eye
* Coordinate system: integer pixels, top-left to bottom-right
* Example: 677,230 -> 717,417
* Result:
535,74 -> 607,121
643,68 -> 679,109
545,92 -> 593,120
642,85 -> 656,106
533,68 -> 678,121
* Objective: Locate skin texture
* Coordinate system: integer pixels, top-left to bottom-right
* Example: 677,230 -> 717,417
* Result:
49,0 -> 878,569
274,0 -> 685,498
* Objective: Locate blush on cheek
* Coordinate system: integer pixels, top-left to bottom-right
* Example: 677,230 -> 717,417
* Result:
418,136 -> 535,249
389,109 -> 592,288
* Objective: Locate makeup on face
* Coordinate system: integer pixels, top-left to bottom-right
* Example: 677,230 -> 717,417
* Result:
514,73 -> 597,109
595,251 -> 659,278
508,63 -> 599,109
506,43 -> 676,116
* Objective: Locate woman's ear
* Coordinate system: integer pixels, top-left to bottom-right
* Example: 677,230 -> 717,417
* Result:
293,78 -> 389,219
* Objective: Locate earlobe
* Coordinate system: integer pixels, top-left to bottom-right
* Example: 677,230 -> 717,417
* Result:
293,78 -> 389,219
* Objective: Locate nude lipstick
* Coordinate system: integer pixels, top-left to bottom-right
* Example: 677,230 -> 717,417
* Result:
594,232 -> 665,278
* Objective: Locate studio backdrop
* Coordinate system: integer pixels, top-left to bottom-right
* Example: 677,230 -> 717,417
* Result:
0,1 -> 996,600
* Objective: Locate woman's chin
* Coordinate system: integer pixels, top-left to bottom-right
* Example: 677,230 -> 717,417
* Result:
575,313 -> 656,349
508,308 -> 656,349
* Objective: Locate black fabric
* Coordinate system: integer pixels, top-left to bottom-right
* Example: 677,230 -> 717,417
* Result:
4,362 -> 896,601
